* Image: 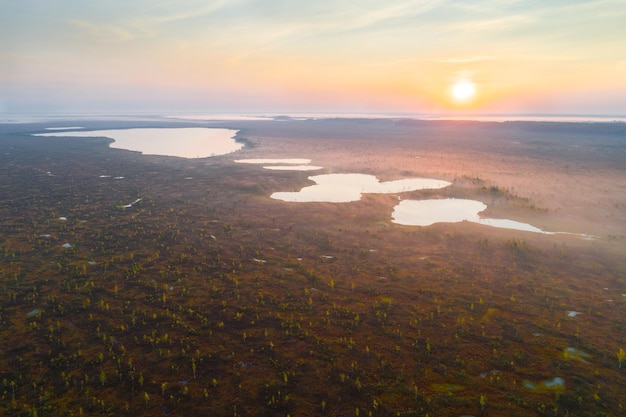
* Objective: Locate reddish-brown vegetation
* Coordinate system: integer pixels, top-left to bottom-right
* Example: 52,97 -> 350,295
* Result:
0,119 -> 624,416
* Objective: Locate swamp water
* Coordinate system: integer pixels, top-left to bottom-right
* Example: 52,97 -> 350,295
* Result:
265,172 -> 559,234
35,128 -> 241,158
33,130 -> 579,235
391,198 -> 555,233
235,159 -> 323,171
270,174 -> 451,203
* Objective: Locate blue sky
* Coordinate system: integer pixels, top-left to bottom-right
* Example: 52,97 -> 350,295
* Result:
2,0 -> 626,114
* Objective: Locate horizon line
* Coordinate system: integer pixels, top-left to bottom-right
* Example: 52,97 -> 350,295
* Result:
2,111 -> 626,124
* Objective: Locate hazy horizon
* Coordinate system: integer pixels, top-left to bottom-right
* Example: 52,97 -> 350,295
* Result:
3,1 -> 626,115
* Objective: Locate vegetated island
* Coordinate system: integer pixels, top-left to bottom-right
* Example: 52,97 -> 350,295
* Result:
0,117 -> 625,417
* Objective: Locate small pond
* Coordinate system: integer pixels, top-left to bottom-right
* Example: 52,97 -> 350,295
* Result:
235,158 -> 323,171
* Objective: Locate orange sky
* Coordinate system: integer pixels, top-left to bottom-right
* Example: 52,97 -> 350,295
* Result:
2,1 -> 626,115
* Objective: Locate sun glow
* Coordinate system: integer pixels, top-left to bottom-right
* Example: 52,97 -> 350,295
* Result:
451,81 -> 476,102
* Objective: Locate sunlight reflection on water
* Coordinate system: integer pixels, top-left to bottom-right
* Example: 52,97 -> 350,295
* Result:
270,174 -> 451,203
391,198 -> 555,233
35,128 -> 241,158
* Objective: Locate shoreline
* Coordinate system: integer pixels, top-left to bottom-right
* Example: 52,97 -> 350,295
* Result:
6,117 -> 625,241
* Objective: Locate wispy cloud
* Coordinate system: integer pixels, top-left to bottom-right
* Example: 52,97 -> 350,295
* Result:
451,14 -> 535,33
217,0 -> 445,50
315,0 -> 445,33
3,0 -> 626,114
438,56 -> 498,64
65,0 -> 226,43
437,53 -> 589,64
66,19 -> 138,43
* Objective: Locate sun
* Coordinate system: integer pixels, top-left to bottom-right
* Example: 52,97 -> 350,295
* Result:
451,81 -> 476,102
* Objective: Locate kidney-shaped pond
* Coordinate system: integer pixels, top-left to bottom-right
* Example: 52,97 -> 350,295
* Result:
392,198 -> 554,233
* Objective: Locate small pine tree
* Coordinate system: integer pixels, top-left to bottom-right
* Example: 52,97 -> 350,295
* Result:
618,348 -> 625,368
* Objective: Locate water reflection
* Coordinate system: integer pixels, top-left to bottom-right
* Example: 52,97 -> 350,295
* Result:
392,198 -> 486,226
391,198 -> 554,234
35,128 -> 241,158
263,165 -> 323,171
235,158 -> 312,164
271,174 -> 451,203
523,377 -> 565,394
477,218 -> 547,233
235,158 -> 323,171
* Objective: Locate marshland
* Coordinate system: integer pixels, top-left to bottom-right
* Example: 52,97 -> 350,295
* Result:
0,117 -> 625,417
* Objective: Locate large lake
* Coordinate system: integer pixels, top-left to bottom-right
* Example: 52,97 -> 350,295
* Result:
34,128 -> 241,158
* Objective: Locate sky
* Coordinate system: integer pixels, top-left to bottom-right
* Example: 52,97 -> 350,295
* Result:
2,0 -> 626,115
